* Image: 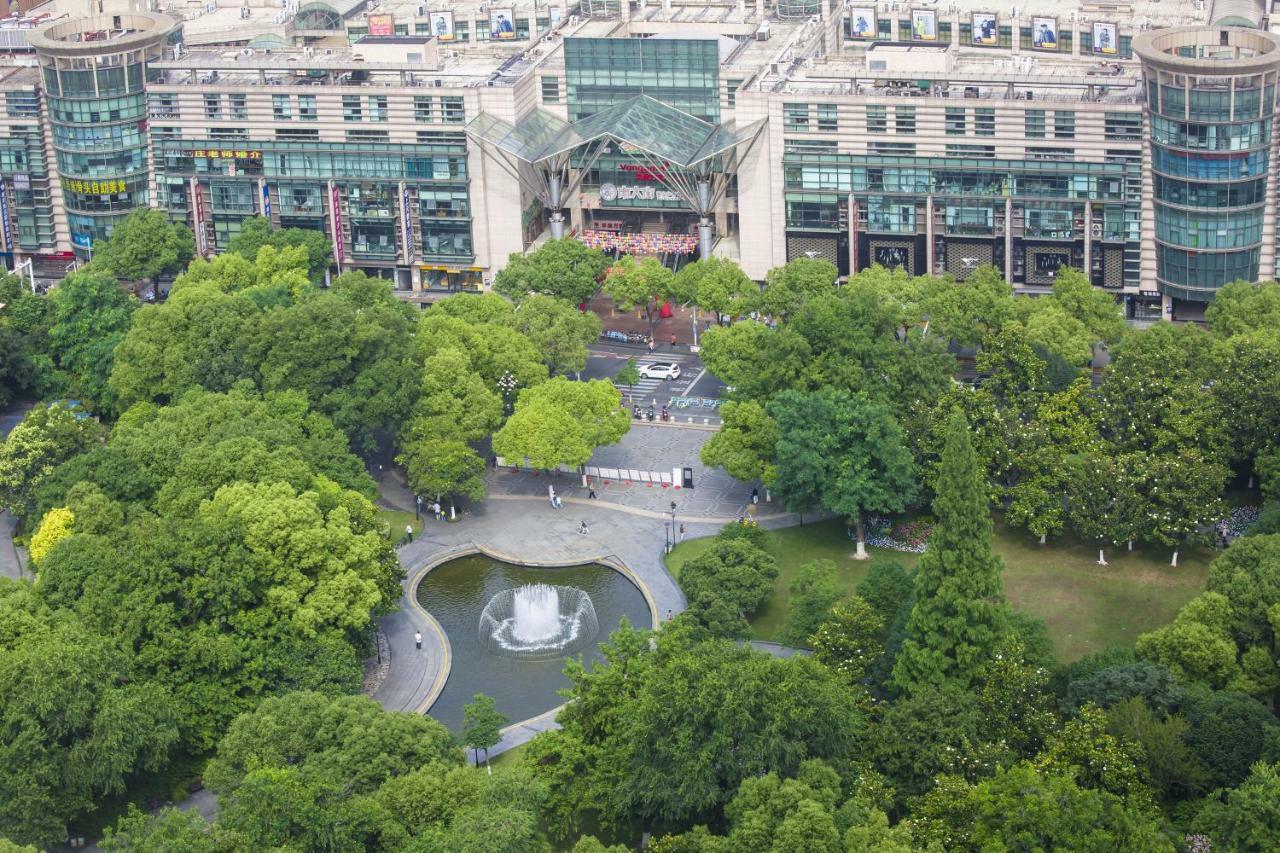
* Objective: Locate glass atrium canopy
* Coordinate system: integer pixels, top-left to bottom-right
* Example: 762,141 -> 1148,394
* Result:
467,94 -> 763,170
465,95 -> 766,248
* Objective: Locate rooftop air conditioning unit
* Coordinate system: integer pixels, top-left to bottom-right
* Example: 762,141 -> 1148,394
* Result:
304,46 -> 313,56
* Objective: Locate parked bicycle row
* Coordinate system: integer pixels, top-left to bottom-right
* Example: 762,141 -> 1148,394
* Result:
668,396 -> 723,409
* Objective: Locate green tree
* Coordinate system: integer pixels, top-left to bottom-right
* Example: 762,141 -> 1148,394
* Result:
808,596 -> 884,684
779,559 -> 841,648
700,400 -> 778,485
228,215 -> 332,283
614,357 -> 640,404
602,255 -> 675,336
770,389 -> 916,558
428,292 -> 516,325
1204,280 -> 1280,338
512,294 -> 602,376
0,402 -> 105,523
1181,689 -> 1279,788
679,537 -> 779,638
759,257 -> 837,319
47,270 -> 136,413
1211,331 -> 1280,476
527,627 -> 864,836
399,440 -> 486,514
1195,761 -> 1280,852
205,691 -> 462,797
101,806 -> 232,852
868,684 -> 987,800
492,238 -> 610,305
0,579 -> 179,848
671,257 -> 757,318
1135,592 -> 1242,690
27,506 -> 73,566
492,377 -> 629,470
965,764 -> 1171,852
462,693 -> 508,767
893,411 -> 1009,694
1105,697 -> 1211,802
90,208 -> 194,284
0,273 -> 55,407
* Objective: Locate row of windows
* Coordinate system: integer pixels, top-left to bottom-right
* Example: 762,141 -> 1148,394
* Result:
1150,145 -> 1269,180
1157,244 -> 1259,290
1150,82 -> 1275,122
47,94 -> 146,125
52,123 -> 147,152
56,148 -> 147,178
1154,175 -> 1267,209
1150,115 -> 1271,152
783,103 -> 840,133
1155,206 -> 1263,250
783,164 -> 1132,200
42,64 -> 145,99
157,151 -> 467,181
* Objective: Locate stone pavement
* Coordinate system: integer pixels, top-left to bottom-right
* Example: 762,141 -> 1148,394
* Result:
488,422 -> 783,521
0,511 -> 24,581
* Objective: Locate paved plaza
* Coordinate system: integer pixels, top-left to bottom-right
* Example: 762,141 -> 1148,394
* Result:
372,423 -> 808,756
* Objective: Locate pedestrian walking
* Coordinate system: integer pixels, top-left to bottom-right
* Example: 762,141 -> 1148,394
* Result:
647,339 -> 655,354
433,502 -> 442,521
414,495 -> 422,519
579,520 -> 589,535
489,455 -> 497,468
588,487 -> 597,499
414,631 -> 422,650
670,333 -> 678,348
404,524 -> 413,544
751,487 -> 759,505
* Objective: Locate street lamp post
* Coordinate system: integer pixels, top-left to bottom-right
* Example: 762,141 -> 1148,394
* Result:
667,501 -> 677,554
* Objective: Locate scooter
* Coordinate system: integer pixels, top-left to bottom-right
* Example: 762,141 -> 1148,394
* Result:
660,407 -> 670,422
646,407 -> 656,422
633,405 -> 644,419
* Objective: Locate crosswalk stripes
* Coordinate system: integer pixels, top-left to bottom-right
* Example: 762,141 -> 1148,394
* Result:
613,354 -> 691,401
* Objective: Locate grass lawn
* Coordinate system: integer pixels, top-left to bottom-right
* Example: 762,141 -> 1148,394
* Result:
488,741 -> 530,769
665,517 -> 1212,663
374,508 -> 422,545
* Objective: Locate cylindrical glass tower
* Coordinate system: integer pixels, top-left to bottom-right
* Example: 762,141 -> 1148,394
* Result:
1135,27 -> 1280,302
29,14 -> 178,259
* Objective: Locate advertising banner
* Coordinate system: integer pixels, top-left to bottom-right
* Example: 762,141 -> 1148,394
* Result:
490,7 -> 516,38
912,9 -> 937,41
848,7 -> 874,38
330,181 -> 345,267
430,11 -> 454,40
1093,22 -> 1117,54
1033,16 -> 1058,49
972,12 -> 997,45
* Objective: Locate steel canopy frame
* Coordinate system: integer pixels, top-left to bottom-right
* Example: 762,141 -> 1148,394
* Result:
464,96 -> 767,251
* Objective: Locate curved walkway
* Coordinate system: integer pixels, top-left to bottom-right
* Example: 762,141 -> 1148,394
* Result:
372,494 -> 815,756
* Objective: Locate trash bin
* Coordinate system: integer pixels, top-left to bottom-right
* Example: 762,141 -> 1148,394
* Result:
682,467 -> 694,489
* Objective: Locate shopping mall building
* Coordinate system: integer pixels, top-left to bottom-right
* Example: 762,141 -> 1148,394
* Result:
2,0 -> 1280,317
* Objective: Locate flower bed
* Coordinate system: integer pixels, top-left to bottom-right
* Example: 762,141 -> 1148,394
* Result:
1221,505 -> 1259,538
858,515 -> 935,553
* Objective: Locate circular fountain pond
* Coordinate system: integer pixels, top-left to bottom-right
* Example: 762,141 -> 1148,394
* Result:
416,555 -> 652,731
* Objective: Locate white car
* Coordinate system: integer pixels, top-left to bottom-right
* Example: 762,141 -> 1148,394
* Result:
637,362 -> 682,380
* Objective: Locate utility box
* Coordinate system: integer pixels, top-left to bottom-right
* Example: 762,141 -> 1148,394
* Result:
682,467 -> 694,489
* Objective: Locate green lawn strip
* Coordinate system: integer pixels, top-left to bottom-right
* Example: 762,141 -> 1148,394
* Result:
374,508 -> 423,544
487,741 -> 530,769
665,517 -> 1210,662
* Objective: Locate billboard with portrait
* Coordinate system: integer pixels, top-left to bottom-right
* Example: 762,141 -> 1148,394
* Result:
549,5 -> 562,26
490,7 -> 516,38
367,13 -> 394,36
911,9 -> 936,41
1032,16 -> 1058,49
1092,21 -> 1117,55
429,11 -> 454,40
972,12 -> 997,45
875,246 -> 910,268
848,7 -> 875,38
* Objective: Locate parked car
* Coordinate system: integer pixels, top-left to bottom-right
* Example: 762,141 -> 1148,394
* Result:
638,362 -> 682,380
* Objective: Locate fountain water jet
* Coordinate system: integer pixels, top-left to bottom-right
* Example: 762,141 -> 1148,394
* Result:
479,583 -> 599,660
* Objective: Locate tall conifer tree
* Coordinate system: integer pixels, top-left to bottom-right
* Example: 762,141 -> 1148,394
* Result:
892,410 -> 1009,693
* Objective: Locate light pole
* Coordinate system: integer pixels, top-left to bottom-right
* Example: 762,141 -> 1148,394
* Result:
666,501 -> 677,554
496,371 -> 517,415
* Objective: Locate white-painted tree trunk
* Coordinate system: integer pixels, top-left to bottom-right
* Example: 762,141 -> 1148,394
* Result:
853,515 -> 869,560
1039,533 -> 1047,545
1127,540 -> 1134,551
1097,548 -> 1108,566
450,502 -> 456,521
855,539 -> 868,559
1171,549 -> 1179,567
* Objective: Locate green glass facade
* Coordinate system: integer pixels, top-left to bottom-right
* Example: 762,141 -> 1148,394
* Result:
564,37 -> 721,122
